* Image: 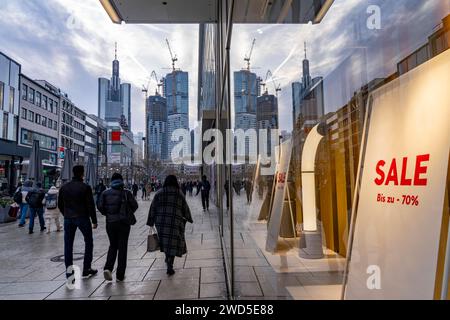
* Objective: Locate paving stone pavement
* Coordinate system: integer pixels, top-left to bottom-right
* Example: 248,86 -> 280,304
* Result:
0,193 -> 228,300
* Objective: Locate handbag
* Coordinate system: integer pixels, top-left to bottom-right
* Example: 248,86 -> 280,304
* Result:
147,226 -> 160,252
121,191 -> 137,226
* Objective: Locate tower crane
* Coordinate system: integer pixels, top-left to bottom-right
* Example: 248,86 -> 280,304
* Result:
261,70 -> 282,96
165,38 -> 178,71
244,38 -> 256,71
151,71 -> 163,95
143,71 -> 164,98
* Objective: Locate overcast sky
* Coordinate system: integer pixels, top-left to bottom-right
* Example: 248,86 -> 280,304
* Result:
0,0 -> 448,135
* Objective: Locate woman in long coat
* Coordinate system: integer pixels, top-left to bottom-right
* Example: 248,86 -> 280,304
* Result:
147,175 -> 193,276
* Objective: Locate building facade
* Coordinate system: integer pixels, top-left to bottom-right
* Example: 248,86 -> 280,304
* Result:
85,114 -> 98,162
164,70 -> 189,160
19,75 -> 59,166
0,52 -> 20,193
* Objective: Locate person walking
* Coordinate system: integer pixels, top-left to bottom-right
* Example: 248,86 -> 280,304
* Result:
97,173 -> 138,282
25,182 -> 46,234
43,186 -> 62,233
147,175 -> 193,276
58,165 -> 98,279
196,175 -> 211,212
244,179 -> 253,204
17,180 -> 34,227
141,185 -> 147,201
132,183 -> 139,199
224,180 -> 230,210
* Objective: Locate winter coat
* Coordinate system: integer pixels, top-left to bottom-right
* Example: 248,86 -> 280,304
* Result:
43,187 -> 61,219
58,177 -> 97,224
147,186 -> 193,257
97,179 -> 138,224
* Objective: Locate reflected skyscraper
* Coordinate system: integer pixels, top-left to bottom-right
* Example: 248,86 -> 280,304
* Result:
164,70 -> 189,159
234,69 -> 260,157
98,43 -> 131,131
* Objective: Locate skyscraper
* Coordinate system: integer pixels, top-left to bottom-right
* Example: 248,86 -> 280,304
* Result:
98,44 -> 132,131
257,92 -> 278,155
292,43 -> 324,135
146,94 -> 168,161
164,70 -> 189,160
234,69 -> 260,157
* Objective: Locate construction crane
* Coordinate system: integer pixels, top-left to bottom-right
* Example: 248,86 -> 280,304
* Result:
165,38 -> 178,71
261,70 -> 282,96
151,71 -> 163,95
142,71 -> 164,99
244,38 -> 256,71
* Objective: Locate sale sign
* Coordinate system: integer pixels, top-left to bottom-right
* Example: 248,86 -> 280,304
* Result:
344,50 -> 450,299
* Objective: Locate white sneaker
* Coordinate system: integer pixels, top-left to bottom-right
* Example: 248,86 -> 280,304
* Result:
103,270 -> 113,281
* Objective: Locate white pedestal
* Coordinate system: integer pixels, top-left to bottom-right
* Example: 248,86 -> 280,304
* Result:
299,230 -> 324,259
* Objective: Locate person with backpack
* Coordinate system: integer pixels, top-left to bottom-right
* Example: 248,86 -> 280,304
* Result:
97,173 -> 138,282
17,180 -> 33,228
43,186 -> 62,233
25,182 -> 46,234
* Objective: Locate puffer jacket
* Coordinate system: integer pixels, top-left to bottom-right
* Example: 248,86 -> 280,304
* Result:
97,179 -> 138,223
43,187 -> 61,219
58,177 -> 97,224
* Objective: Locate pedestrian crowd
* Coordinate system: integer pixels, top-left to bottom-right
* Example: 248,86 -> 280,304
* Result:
12,168 -> 252,284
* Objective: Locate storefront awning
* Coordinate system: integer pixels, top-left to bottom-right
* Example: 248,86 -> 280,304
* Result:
100,0 -> 334,24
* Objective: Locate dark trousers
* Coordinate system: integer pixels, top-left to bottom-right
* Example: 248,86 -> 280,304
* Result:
104,221 -> 131,279
201,191 -> 209,210
64,217 -> 94,274
165,254 -> 175,271
29,207 -> 45,231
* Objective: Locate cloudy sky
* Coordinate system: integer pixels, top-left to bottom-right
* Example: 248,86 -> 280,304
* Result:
0,0 -> 448,134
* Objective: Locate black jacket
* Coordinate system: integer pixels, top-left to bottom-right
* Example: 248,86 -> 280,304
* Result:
97,180 -> 138,223
196,180 -> 211,196
58,177 -> 97,224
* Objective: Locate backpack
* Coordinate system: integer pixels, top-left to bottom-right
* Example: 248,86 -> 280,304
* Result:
13,189 -> 23,204
45,193 -> 58,210
26,191 -> 44,209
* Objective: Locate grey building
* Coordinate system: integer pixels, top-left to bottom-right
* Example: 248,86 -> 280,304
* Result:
98,45 -> 131,131
19,75 -> 59,166
0,51 -> 21,193
256,92 -> 278,155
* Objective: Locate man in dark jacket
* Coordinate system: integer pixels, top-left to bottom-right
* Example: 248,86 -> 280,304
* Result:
25,182 -> 46,234
58,165 -> 98,279
196,175 -> 211,211
97,173 -> 138,282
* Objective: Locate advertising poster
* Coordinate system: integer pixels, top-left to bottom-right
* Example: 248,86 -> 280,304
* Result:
266,139 -> 293,253
344,50 -> 450,299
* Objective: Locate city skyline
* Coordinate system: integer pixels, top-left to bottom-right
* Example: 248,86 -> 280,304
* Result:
0,0 -> 446,135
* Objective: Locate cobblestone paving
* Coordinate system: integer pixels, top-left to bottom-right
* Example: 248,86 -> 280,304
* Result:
0,193 -> 227,300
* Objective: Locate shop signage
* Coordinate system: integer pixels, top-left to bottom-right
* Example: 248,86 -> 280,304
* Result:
266,139 -> 292,253
344,50 -> 450,299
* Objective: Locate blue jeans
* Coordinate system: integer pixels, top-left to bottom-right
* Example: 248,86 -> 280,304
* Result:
64,217 -> 94,275
29,207 -> 45,232
19,203 -> 29,225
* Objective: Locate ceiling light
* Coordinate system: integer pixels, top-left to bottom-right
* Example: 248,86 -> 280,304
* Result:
99,0 -> 122,24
